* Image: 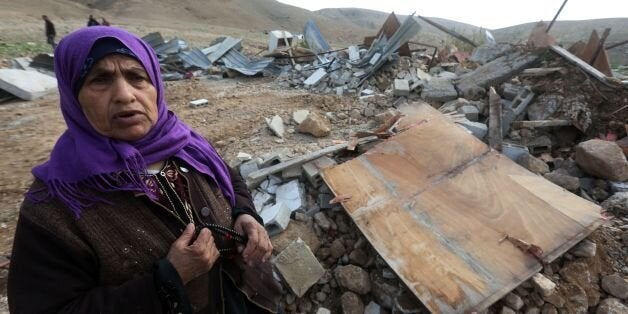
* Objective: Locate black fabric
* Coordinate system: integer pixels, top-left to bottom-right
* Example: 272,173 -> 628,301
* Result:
8,214 -> 163,314
154,259 -> 193,314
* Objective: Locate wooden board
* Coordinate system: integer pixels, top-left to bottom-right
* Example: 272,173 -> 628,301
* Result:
321,104 -> 602,313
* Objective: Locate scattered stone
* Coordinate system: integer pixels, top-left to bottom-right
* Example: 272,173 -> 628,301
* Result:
316,307 -> 331,314
236,152 -> 253,161
297,112 -> 331,137
364,301 -> 381,314
335,265 -> 371,295
274,238 -> 325,297
314,212 -> 331,230
532,273 -> 557,297
518,153 -> 550,175
265,115 -> 285,138
501,306 -> 516,314
596,298 -> 628,314
349,249 -> 369,267
570,239 -> 597,258
340,291 -> 364,314
601,274 -> 628,299
575,140 -> 628,181
544,171 -> 580,191
502,292 -> 524,310
329,239 -> 347,259
541,303 -> 558,314
601,192 -> 628,215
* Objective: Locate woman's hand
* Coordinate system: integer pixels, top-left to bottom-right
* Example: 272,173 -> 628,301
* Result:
233,214 -> 272,266
167,223 -> 219,284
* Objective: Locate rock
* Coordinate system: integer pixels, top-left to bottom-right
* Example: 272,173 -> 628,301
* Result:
393,79 -> 410,96
559,262 -> 599,306
335,265 -> 371,295
371,281 -> 398,309
501,306 -> 516,314
314,212 -> 332,230
315,291 -> 327,302
364,301 -> 381,314
271,220 -> 320,254
462,85 -> 486,101
602,192 -> 628,215
518,153 -> 550,174
544,171 -> 581,191
349,248 -> 369,267
525,307 -> 541,314
596,298 -> 628,314
265,115 -> 285,138
350,109 -> 362,120
292,110 -> 310,124
531,273 -> 557,297
601,274 -> 628,299
316,307 -> 331,314
541,303 -> 558,314
561,283 -> 588,313
575,140 -> 628,181
570,239 -> 597,258
340,292 -> 364,314
503,292 -> 524,310
329,239 -> 347,259
273,238 -> 325,297
297,112 -> 331,138
543,289 -> 566,308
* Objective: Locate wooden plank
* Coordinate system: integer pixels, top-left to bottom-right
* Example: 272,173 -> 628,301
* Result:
550,45 -> 610,85
321,103 -> 602,313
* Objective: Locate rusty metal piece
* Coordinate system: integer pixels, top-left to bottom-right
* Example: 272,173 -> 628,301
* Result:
606,39 -> 628,50
589,28 -> 611,65
329,194 -> 352,204
500,235 -> 545,264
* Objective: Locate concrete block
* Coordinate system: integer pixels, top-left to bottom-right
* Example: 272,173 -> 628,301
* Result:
0,69 -> 57,100
304,68 -> 327,86
239,158 -> 260,180
189,98 -> 209,107
526,136 -> 552,155
274,238 -> 325,297
416,68 -> 432,82
511,86 -> 534,117
318,193 -> 333,210
281,165 -> 303,180
502,83 -> 522,100
458,105 -> 480,122
393,79 -> 410,96
348,46 -> 360,61
421,78 -> 458,103
302,156 -> 337,188
501,142 -> 530,161
456,119 -> 488,139
259,152 -> 284,169
275,179 -> 305,211
336,86 -> 345,96
260,202 -> 291,236
292,110 -> 310,125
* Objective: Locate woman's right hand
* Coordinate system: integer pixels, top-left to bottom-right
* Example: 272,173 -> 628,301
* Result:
166,223 -> 220,284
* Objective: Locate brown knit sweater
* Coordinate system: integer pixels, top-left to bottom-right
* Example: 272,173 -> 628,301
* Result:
7,162 -> 282,313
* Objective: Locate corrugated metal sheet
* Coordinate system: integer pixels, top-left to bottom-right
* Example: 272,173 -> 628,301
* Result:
207,37 -> 242,64
178,48 -> 212,70
154,38 -> 186,55
221,49 -> 275,76
141,32 -> 165,49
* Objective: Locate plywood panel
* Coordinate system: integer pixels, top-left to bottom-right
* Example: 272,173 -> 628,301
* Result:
322,103 -> 602,313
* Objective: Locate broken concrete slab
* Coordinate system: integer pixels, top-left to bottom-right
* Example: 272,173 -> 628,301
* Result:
292,110 -> 310,124
421,78 -> 458,103
253,190 -> 273,213
468,43 -> 515,65
527,94 -> 563,121
348,46 -> 360,61
274,238 -> 325,298
0,69 -> 57,100
265,115 -> 285,138
275,179 -> 305,212
457,52 -> 539,97
239,158 -> 261,180
260,202 -> 291,236
270,219 -> 320,254
259,174 -> 282,194
456,119 -> 488,140
304,68 -> 327,86
281,165 -> 303,180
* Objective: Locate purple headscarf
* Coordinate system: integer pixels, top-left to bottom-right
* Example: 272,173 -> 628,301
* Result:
28,26 -> 235,218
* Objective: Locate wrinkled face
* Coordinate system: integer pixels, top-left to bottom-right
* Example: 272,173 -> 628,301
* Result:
78,54 -> 158,142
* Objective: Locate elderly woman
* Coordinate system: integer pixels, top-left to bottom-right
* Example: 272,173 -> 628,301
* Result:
7,27 -> 281,313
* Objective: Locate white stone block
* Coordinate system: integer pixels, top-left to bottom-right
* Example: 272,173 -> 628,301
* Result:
0,69 -> 57,100
275,179 -> 304,211
260,202 -> 291,235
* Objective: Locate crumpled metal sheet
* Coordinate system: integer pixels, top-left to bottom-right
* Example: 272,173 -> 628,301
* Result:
178,48 -> 211,70
221,49 -> 275,76
304,20 -> 331,56
207,37 -> 242,64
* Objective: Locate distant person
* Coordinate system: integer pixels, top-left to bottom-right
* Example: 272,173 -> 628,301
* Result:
42,15 -> 56,50
101,17 -> 110,26
87,15 -> 99,27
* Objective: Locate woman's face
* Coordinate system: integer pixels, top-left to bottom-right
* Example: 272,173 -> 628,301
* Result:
78,54 -> 158,142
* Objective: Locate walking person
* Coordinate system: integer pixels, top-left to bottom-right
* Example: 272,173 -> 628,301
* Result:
87,15 -> 100,27
42,15 -> 56,50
